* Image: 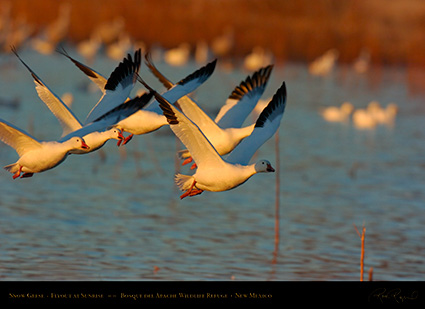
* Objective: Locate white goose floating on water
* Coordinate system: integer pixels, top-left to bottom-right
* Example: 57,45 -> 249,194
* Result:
144,53 -> 273,168
141,80 -> 287,199
60,51 -> 218,145
0,118 -> 89,179
320,102 -> 354,123
12,47 -> 147,152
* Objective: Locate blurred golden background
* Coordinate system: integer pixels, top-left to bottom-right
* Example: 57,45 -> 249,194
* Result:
2,0 -> 425,66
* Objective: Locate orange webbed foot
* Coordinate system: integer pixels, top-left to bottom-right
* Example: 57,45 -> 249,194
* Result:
122,134 -> 134,146
182,157 -> 193,166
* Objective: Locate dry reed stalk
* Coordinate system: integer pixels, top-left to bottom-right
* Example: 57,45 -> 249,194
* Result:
368,267 -> 374,281
354,223 -> 366,281
272,131 -> 280,264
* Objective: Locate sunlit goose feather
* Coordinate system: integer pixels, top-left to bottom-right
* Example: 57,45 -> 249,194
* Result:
226,82 -> 287,165
60,93 -> 154,152
12,46 -> 82,136
0,118 -> 89,179
151,81 -> 287,199
144,54 -> 272,164
57,46 -> 108,92
214,64 -> 273,129
83,48 -> 142,124
112,58 -> 217,144
146,52 -> 272,129
12,48 -> 127,153
60,51 -> 217,145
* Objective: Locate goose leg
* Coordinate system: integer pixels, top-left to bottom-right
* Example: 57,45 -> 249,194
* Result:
180,179 -> 197,199
188,189 -> 203,197
12,166 -> 23,179
117,130 -> 126,146
21,172 -> 34,178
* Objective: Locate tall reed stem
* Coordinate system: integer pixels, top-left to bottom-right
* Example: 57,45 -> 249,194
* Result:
273,131 -> 280,263
354,223 -> 366,281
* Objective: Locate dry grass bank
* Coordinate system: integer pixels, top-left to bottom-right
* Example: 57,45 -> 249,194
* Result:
5,0 -> 425,65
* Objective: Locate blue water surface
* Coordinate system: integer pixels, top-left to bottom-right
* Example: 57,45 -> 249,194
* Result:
0,49 -> 424,280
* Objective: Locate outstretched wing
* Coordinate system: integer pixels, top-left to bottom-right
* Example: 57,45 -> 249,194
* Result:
214,65 -> 273,129
61,92 -> 154,141
143,58 -> 217,115
144,52 -> 174,89
57,47 -> 108,91
12,47 -> 83,137
84,49 -> 142,124
92,92 -> 154,123
143,83 -> 224,170
226,82 -> 286,165
145,53 -> 223,136
0,118 -> 41,157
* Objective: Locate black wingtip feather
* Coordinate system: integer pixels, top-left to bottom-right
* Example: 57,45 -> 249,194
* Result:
177,59 -> 217,87
144,52 -> 175,90
155,93 -> 179,125
229,64 -> 273,100
11,46 -> 44,86
255,81 -> 286,128
57,47 -> 99,78
137,75 -> 179,125
93,92 -> 154,123
104,48 -> 142,91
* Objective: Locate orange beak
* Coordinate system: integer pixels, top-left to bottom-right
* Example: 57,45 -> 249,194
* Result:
81,140 -> 90,150
118,131 -> 125,140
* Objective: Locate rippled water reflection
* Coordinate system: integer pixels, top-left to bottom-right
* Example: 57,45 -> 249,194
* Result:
0,50 -> 424,280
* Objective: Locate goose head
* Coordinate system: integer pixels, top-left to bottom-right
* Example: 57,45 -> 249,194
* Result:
105,127 -> 125,141
255,160 -> 275,173
68,137 -> 90,150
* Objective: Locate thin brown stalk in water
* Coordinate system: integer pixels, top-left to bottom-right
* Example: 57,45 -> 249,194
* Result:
354,223 -> 366,281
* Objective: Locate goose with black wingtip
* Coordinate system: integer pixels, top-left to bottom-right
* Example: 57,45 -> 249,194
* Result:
141,79 -> 287,199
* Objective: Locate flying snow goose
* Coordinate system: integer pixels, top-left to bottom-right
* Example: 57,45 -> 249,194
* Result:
110,58 -> 218,145
42,46 -> 142,127
59,93 -> 154,153
213,65 -> 273,129
144,53 -> 273,166
83,48 -> 142,124
12,48 -> 127,152
0,118 -> 89,179
60,52 -> 217,145
146,81 -> 287,199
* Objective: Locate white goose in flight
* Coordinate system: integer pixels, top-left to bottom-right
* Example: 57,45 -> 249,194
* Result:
0,118 -> 89,179
142,80 -> 287,199
58,51 -> 218,145
144,53 -> 273,167
66,47 -> 142,125
12,48 -> 146,152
